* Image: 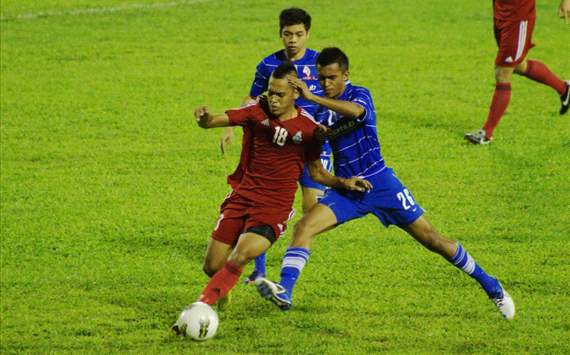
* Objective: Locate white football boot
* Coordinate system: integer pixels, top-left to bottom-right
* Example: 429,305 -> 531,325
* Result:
491,286 -> 515,320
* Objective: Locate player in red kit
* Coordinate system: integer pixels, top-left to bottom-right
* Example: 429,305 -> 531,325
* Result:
465,0 -> 570,145
172,62 -> 371,333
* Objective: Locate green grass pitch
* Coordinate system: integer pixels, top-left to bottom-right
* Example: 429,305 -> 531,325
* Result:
1,0 -> 569,353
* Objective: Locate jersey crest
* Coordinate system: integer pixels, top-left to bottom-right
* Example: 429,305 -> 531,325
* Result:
292,131 -> 303,144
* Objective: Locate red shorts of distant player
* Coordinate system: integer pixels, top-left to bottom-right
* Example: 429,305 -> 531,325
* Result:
211,191 -> 294,246
494,17 -> 535,67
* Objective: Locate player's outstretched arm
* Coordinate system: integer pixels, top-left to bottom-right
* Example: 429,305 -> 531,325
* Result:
219,96 -> 258,154
195,106 -> 231,129
307,159 -> 372,192
559,0 -> 570,23
287,76 -> 364,119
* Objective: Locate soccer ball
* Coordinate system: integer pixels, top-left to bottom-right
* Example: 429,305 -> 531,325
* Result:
178,302 -> 219,341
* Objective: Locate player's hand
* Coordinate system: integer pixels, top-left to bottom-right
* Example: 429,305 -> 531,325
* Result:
559,0 -> 570,23
220,127 -> 234,154
194,106 -> 211,128
314,124 -> 331,142
341,177 -> 373,192
287,75 -> 313,100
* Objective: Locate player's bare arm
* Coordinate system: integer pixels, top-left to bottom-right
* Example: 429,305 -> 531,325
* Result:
559,0 -> 570,23
194,106 -> 231,128
219,96 -> 258,154
307,159 -> 372,192
287,75 -> 364,118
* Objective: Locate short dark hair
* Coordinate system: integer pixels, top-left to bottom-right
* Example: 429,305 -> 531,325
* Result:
316,47 -> 349,71
272,61 -> 297,79
279,8 -> 311,33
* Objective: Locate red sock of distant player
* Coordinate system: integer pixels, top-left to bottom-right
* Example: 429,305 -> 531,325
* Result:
523,60 -> 566,95
199,261 -> 243,305
482,82 -> 512,138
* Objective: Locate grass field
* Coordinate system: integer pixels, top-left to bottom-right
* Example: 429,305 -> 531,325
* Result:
1,0 -> 569,353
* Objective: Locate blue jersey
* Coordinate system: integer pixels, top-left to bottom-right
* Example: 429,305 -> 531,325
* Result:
315,82 -> 385,179
249,49 -> 323,117
316,83 -> 424,227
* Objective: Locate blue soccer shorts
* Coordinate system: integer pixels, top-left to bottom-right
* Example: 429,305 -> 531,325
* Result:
319,167 -> 424,227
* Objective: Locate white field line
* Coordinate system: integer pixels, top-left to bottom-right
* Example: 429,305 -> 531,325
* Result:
0,0 -> 214,21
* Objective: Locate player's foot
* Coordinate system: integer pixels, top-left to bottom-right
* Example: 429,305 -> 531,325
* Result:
560,80 -> 570,115
488,283 -> 515,320
217,291 -> 232,311
464,129 -> 492,145
243,269 -> 265,286
255,278 -> 292,311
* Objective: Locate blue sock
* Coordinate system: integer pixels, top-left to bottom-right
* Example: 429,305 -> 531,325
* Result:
279,247 -> 310,297
253,253 -> 266,276
450,243 -> 501,297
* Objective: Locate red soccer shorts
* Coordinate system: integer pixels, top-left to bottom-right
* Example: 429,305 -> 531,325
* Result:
211,191 -> 294,246
494,17 -> 535,67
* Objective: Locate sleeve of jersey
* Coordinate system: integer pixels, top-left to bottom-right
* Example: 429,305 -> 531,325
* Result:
225,105 -> 255,126
351,89 -> 375,124
249,61 -> 269,97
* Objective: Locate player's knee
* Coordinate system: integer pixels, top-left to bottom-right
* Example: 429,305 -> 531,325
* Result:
202,261 -> 218,277
292,218 -> 316,243
227,249 -> 251,267
514,61 -> 528,75
495,67 -> 513,83
301,200 -> 314,214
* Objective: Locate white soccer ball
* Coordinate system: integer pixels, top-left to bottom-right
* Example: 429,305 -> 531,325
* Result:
179,302 -> 219,341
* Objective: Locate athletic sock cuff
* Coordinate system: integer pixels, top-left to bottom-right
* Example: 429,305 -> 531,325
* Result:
496,82 -> 512,90
225,261 -> 243,275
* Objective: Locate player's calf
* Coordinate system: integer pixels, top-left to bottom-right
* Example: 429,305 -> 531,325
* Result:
403,217 -> 456,259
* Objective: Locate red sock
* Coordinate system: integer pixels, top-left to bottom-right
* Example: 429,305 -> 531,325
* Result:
482,83 -> 512,138
199,262 -> 243,305
523,60 -> 566,95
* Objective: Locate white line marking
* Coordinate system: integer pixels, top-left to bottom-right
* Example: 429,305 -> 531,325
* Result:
1,0 -> 214,22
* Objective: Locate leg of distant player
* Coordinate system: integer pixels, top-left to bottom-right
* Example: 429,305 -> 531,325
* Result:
200,232 -> 271,305
401,216 -> 515,319
466,15 -> 569,144
467,59 -> 569,143
479,66 -> 514,141
515,59 -> 569,115
515,59 -> 567,95
256,204 -> 337,309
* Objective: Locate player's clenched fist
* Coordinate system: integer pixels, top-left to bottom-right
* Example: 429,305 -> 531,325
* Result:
194,106 -> 210,127
341,177 -> 373,192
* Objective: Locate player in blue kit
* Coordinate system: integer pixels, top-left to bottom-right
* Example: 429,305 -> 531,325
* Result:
256,47 -> 516,320
219,8 -> 333,284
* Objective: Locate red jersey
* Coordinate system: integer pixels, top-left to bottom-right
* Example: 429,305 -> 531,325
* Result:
225,100 -> 321,208
227,125 -> 252,189
493,0 -> 535,21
